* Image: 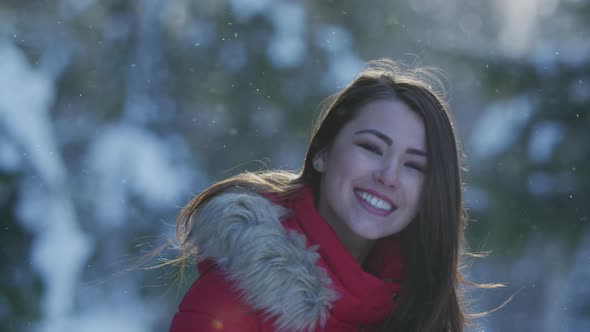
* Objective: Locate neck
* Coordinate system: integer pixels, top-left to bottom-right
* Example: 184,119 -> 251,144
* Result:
324,217 -> 375,264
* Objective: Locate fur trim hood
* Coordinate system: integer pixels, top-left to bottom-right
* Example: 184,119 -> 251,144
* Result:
188,191 -> 339,332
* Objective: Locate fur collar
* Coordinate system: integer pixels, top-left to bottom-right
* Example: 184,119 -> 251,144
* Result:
189,191 -> 339,332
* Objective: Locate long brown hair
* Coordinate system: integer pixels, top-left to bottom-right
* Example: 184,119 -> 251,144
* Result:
174,59 -> 485,331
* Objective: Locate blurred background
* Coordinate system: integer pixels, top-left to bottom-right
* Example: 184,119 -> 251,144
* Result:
1,0 -> 588,331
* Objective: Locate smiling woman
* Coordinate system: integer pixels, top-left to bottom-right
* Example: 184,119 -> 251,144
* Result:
314,100 -> 427,262
167,58 -> 494,332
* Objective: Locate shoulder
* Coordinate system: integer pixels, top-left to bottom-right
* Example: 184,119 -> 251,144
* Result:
185,189 -> 339,332
193,189 -> 291,232
170,262 -> 261,332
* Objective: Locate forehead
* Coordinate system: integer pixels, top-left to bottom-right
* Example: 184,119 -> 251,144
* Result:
340,99 -> 426,148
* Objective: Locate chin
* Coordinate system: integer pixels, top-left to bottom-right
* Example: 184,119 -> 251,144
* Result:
355,229 -> 388,240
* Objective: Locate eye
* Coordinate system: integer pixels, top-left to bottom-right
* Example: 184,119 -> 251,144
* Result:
405,162 -> 426,173
356,142 -> 383,155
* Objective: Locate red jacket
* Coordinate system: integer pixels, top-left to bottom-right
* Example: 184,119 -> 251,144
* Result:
170,186 -> 404,331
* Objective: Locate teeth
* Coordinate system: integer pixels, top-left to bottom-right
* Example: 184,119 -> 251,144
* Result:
356,191 -> 392,211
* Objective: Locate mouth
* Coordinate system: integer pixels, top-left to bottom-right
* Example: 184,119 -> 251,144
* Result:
354,188 -> 397,216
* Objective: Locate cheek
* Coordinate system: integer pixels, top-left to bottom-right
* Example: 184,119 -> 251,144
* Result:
406,176 -> 425,206
328,147 -> 364,176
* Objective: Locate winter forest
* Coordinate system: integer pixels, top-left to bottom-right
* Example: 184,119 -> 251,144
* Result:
1,0 -> 589,331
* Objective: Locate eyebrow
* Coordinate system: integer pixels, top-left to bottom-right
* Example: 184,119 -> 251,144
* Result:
354,129 -> 429,157
407,148 -> 429,157
354,129 -> 392,145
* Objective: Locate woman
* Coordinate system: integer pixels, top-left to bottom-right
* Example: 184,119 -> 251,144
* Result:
169,59 -> 475,331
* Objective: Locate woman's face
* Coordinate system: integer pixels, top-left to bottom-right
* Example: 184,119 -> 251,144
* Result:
316,99 -> 427,242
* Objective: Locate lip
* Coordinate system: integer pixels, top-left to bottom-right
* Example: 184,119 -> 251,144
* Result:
354,187 -> 398,216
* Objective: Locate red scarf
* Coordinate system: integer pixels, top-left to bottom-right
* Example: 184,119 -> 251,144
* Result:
277,185 -> 405,325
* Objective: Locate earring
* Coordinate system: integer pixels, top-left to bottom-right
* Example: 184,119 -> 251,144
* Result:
313,160 -> 323,172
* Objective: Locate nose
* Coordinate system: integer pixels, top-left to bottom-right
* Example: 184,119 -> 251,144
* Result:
374,161 -> 400,188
